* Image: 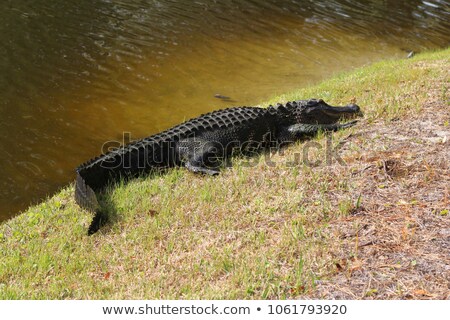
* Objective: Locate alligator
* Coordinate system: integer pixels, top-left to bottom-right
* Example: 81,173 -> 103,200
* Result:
75,99 -> 362,234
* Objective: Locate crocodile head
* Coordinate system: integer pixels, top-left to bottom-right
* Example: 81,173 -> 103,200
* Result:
288,99 -> 362,124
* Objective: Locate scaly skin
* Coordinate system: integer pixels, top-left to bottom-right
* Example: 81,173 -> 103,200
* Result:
75,99 -> 362,234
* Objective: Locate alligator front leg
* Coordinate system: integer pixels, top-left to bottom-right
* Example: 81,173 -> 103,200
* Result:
182,143 -> 222,176
288,120 -> 358,137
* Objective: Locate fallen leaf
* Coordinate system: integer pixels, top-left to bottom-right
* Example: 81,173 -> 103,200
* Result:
350,259 -> 363,272
148,210 -> 158,217
413,289 -> 433,297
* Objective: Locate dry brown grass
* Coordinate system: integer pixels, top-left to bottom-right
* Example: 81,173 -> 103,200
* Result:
305,78 -> 449,299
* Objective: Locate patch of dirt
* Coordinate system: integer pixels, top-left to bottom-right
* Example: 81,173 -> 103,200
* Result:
310,99 -> 450,299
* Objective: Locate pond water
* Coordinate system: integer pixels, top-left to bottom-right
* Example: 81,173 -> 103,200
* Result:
0,0 -> 449,221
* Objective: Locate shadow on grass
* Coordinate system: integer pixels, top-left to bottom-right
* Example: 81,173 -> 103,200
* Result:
86,169 -> 168,236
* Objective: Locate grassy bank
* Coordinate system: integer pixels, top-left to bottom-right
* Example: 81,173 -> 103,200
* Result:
1,48 -> 449,299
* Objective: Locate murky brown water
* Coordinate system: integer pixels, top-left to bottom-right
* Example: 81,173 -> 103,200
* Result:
0,0 -> 449,221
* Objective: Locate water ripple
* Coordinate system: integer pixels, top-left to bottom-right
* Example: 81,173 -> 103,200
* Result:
0,0 -> 449,219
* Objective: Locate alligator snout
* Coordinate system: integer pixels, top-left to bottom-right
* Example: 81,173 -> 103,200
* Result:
347,104 -> 363,117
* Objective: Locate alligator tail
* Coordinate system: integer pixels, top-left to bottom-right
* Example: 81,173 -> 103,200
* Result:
75,171 -> 99,212
88,209 -> 108,235
75,171 -> 109,235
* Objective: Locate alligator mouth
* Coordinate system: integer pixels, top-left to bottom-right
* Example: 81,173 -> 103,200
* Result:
323,104 -> 363,121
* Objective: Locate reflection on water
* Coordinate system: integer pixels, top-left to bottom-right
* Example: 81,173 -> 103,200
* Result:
0,0 -> 449,220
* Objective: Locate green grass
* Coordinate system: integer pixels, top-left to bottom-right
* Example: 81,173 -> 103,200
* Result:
1,47 -> 448,299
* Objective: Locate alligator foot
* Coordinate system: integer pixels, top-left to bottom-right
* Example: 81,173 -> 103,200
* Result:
338,120 -> 358,129
185,162 -> 220,176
